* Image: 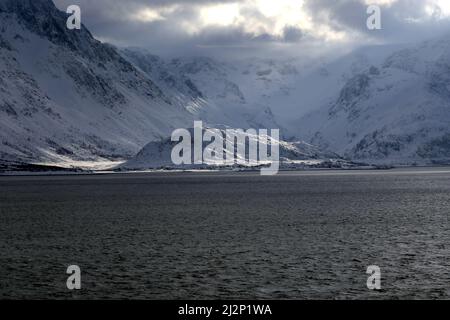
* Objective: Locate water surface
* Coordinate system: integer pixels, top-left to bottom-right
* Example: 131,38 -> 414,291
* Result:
0,168 -> 449,299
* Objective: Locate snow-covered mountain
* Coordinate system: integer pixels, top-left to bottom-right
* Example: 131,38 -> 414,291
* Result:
119,126 -> 351,171
0,0 -> 293,168
119,49 -> 287,134
0,0 -> 203,166
4,0 -> 447,169
295,35 -> 450,165
118,47 -> 400,141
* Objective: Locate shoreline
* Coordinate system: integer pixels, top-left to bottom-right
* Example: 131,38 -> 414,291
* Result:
2,163 -> 450,177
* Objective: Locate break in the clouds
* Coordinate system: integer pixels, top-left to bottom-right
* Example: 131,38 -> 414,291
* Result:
53,0 -> 450,57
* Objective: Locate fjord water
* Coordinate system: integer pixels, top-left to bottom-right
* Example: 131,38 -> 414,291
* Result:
0,168 -> 449,299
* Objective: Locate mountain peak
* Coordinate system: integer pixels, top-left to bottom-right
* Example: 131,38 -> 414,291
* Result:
0,0 -> 104,59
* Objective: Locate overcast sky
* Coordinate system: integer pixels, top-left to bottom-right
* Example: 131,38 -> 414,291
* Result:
53,0 -> 450,58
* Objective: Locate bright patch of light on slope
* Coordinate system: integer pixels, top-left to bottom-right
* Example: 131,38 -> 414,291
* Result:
36,149 -> 125,170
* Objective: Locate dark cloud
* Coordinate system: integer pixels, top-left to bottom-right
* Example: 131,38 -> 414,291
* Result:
303,0 -> 450,43
53,0 -> 252,56
52,0 -> 450,58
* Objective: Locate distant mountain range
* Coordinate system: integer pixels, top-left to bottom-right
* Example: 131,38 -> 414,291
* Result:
296,36 -> 450,165
1,0 -> 450,170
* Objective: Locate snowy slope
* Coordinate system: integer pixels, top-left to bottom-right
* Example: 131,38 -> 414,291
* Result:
0,0 -> 199,165
162,49 -> 400,137
119,48 -> 396,141
120,49 -> 287,134
296,35 -> 450,164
